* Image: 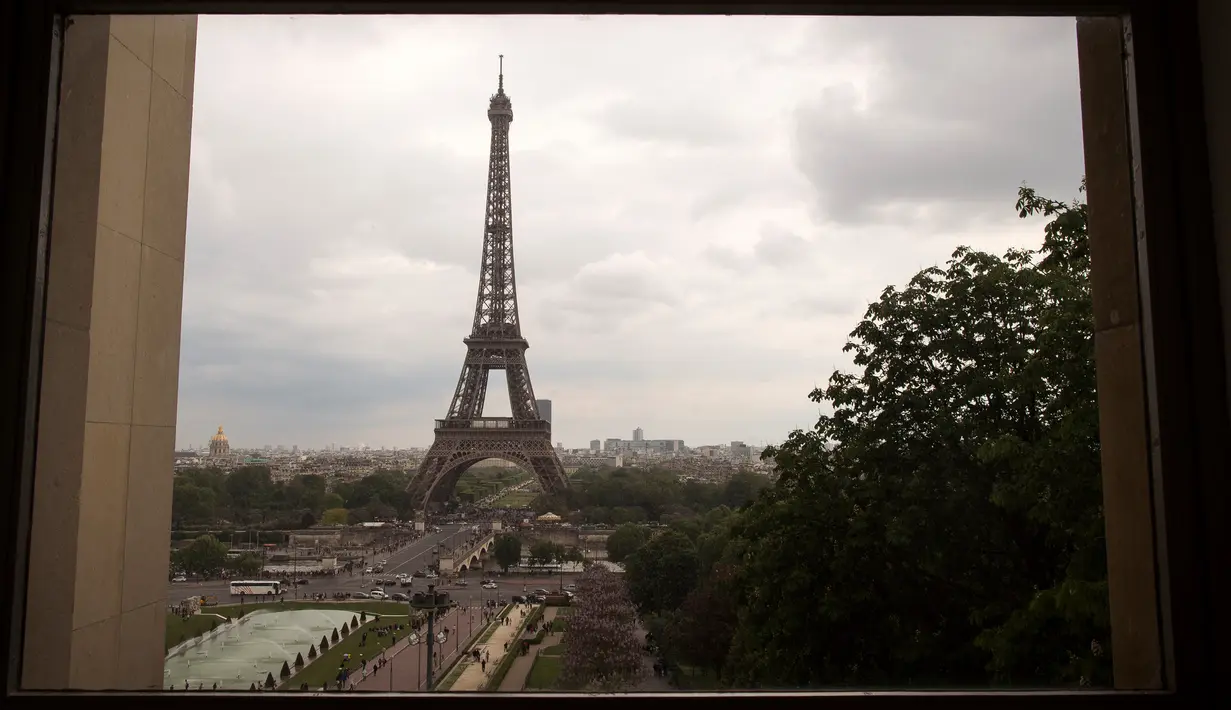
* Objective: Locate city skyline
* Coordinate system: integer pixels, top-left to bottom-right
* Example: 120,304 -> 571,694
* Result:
179,423 -> 754,452
176,14 -> 1084,450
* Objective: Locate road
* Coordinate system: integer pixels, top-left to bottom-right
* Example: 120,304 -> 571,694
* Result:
168,524 -> 575,606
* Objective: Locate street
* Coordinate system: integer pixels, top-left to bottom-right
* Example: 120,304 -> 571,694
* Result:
167,524 -> 576,606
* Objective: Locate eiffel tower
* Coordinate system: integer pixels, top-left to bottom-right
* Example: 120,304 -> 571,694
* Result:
408,58 -> 568,511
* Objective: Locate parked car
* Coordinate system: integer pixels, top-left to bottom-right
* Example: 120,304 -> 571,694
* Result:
391,593 -> 408,601
171,575 -> 187,583
370,590 -> 387,600
353,592 -> 371,599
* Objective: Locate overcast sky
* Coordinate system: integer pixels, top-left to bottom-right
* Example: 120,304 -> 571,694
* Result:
177,14 -> 1085,451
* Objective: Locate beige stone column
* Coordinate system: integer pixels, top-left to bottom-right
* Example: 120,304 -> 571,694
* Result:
22,14 -> 197,691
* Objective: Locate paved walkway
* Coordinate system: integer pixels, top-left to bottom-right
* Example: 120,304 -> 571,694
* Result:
349,605 -> 483,692
446,604 -> 532,691
498,606 -> 562,692
631,626 -> 672,691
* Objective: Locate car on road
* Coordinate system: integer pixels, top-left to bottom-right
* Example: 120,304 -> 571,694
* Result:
370,590 -> 387,599
382,579 -> 395,586
353,592 -> 371,599
481,582 -> 497,590
412,571 -> 426,578
364,567 -> 374,574
171,575 -> 187,583
565,584 -> 576,591
532,588 -> 550,596
374,578 -> 385,585
391,593 -> 408,601
400,579 -> 413,588
455,580 -> 468,586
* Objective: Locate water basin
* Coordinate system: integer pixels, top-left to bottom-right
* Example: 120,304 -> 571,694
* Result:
164,608 -> 361,690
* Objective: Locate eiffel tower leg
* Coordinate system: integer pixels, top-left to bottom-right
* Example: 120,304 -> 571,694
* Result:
408,432 -> 568,510
504,361 -> 538,420
447,362 -> 488,420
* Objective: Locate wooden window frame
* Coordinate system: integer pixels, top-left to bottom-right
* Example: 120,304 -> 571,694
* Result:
0,0 -> 1225,706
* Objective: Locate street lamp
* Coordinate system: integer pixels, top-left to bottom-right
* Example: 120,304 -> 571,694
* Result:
408,584 -> 452,690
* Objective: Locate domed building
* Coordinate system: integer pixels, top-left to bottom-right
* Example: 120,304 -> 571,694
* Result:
209,425 -> 231,458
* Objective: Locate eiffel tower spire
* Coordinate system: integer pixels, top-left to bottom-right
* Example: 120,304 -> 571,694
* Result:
472,53 -> 519,342
407,61 -> 568,512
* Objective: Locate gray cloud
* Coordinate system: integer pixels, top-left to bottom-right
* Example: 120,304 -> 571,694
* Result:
176,15 -> 1082,450
793,16 -> 1084,227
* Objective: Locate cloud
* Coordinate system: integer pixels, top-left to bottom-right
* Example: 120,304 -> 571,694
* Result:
177,14 -> 1082,450
792,16 -> 1085,227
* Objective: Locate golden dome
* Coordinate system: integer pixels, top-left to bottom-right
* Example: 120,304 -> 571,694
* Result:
210,425 -> 228,442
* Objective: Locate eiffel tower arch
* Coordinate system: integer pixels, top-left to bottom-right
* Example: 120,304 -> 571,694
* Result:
408,59 -> 568,512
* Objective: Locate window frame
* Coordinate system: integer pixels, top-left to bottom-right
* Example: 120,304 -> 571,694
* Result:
0,0 -> 1224,705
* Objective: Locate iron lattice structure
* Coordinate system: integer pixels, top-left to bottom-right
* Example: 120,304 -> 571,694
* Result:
408,61 -> 568,510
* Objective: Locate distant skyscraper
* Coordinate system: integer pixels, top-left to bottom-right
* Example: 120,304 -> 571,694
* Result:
633,427 -> 644,442
536,399 -> 552,425
590,439 -> 601,452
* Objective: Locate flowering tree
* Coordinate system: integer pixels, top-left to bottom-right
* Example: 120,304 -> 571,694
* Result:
558,565 -> 646,691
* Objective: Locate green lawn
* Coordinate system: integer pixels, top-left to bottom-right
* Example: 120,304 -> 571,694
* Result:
525,654 -> 562,689
492,491 -> 536,508
539,643 -> 566,657
282,614 -> 415,690
166,600 -> 411,653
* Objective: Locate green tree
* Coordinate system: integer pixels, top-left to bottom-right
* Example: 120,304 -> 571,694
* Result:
177,534 -> 229,577
528,540 -> 560,567
321,508 -> 349,526
624,530 -> 699,616
721,185 -> 1108,688
605,523 -> 648,563
228,552 -> 264,576
172,479 -> 217,526
492,534 -> 523,572
663,563 -> 741,680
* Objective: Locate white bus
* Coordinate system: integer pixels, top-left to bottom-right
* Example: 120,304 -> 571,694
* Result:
229,580 -> 281,597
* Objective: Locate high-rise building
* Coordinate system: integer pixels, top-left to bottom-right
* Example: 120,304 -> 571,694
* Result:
633,427 -> 644,442
536,399 -> 552,425
590,439 -> 601,452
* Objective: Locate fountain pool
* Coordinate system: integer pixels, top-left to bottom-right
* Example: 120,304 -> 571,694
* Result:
164,608 -> 360,690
